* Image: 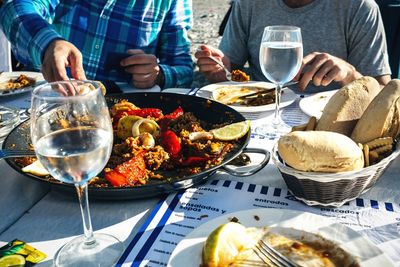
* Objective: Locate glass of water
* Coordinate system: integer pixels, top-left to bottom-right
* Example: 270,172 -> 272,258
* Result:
256,25 -> 303,137
30,81 -> 123,266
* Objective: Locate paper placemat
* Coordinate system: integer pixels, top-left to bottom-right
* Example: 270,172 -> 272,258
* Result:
116,179 -> 400,266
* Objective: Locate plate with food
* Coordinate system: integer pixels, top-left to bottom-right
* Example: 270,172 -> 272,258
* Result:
0,71 -> 45,96
299,89 -> 338,119
196,81 -> 298,113
2,92 -> 269,200
168,208 -> 394,267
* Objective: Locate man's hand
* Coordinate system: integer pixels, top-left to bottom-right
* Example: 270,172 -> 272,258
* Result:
295,52 -> 363,91
42,40 -> 87,82
120,49 -> 162,89
195,44 -> 231,83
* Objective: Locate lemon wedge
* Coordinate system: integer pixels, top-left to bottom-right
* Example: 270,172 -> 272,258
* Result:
0,254 -> 26,267
202,222 -> 256,267
210,120 -> 250,141
22,160 -> 50,176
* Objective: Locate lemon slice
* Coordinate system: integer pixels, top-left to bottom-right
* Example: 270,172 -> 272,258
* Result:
202,222 -> 256,267
22,160 -> 50,176
210,120 -> 250,141
0,254 -> 26,267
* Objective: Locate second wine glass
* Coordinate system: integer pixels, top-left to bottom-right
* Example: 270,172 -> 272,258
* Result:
256,25 -> 303,138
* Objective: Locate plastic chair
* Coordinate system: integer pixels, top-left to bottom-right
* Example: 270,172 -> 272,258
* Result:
377,0 -> 400,78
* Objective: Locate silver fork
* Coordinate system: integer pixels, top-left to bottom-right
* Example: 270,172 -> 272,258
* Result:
253,239 -> 300,267
207,55 -> 232,81
0,149 -> 36,159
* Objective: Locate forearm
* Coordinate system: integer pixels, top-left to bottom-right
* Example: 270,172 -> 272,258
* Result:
0,0 -> 62,68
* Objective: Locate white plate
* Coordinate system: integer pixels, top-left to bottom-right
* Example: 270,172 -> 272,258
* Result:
0,71 -> 45,96
168,208 -> 394,267
197,81 -> 298,113
299,89 -> 338,119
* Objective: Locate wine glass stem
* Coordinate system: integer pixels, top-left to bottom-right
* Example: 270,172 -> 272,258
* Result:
75,184 -> 95,246
273,84 -> 283,126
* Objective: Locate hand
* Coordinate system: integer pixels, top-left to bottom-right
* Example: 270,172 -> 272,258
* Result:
42,40 -> 87,82
295,52 -> 362,91
195,44 -> 231,83
120,49 -> 162,89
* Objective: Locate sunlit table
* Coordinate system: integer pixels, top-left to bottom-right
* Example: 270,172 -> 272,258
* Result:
0,85 -> 400,266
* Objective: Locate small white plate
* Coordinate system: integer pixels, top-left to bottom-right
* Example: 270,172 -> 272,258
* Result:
197,81 -> 298,113
0,71 -> 45,96
299,89 -> 338,119
168,208 -> 394,267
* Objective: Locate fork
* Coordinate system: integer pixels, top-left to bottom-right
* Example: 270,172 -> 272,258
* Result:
0,149 -> 36,159
207,55 -> 232,81
253,239 -> 300,267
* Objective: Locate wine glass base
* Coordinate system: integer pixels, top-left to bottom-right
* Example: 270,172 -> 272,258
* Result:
254,122 -> 291,139
54,233 -> 124,267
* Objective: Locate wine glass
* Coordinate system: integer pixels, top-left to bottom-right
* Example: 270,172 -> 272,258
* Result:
256,25 -> 303,138
30,81 -> 123,266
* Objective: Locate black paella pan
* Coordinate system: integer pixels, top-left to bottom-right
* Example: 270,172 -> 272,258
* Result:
2,92 -> 270,200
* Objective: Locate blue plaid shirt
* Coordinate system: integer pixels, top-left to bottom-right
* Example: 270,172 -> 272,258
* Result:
0,0 -> 193,88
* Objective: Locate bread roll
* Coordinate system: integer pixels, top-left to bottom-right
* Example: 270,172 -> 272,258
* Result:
351,79 -> 400,143
278,131 -> 364,172
315,76 -> 380,136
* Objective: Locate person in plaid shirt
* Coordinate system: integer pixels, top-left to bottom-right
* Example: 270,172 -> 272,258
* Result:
0,0 -> 193,89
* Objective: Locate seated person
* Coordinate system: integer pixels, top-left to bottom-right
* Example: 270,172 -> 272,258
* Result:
0,1 -> 193,89
196,0 -> 391,93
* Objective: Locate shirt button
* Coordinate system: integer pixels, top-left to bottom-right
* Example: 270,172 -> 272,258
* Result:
95,45 -> 100,49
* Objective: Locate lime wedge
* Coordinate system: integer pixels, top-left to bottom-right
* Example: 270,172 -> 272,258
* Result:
202,222 -> 256,267
210,120 -> 250,141
0,254 -> 26,267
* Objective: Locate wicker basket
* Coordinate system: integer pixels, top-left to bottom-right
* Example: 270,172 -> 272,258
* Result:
272,141 -> 400,207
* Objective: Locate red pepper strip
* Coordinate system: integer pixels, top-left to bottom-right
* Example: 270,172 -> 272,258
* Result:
104,170 -> 128,187
160,130 -> 181,157
159,107 -> 184,131
112,108 -> 163,129
104,152 -> 146,187
179,156 -> 209,166
127,108 -> 163,119
115,152 -> 146,186
164,106 -> 183,120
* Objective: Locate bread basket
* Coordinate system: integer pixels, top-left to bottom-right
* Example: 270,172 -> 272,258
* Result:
272,141 -> 400,207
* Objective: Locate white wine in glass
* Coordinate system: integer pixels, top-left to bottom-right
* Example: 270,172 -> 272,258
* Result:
257,25 -> 303,137
30,81 -> 124,267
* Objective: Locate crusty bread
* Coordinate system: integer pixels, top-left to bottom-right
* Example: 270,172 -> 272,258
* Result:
278,131 -> 364,172
315,76 -> 380,136
351,79 -> 400,143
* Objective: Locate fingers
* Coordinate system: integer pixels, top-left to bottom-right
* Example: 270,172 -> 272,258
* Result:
121,51 -> 159,88
312,59 -> 335,86
194,49 -> 211,59
121,49 -> 152,67
321,66 -> 340,86
69,49 -> 87,81
196,57 -> 222,73
298,53 -> 330,91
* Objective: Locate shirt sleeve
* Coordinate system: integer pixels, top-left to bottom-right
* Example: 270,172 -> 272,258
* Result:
219,0 -> 249,68
346,0 -> 391,77
0,0 -> 63,70
158,0 -> 193,89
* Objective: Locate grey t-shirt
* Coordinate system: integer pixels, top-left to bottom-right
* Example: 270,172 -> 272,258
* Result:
219,0 -> 391,93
